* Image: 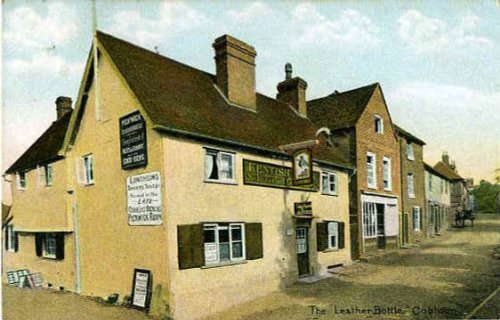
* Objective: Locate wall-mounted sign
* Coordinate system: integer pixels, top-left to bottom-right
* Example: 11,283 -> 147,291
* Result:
131,269 -> 152,310
120,111 -> 148,170
294,202 -> 313,216
127,172 -> 162,225
243,160 -> 319,191
292,148 -> 313,186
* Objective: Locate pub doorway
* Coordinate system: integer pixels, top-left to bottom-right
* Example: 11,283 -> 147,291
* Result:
296,227 -> 310,276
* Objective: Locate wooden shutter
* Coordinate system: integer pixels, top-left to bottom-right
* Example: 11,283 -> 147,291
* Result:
14,231 -> 19,252
55,233 -> 65,260
338,222 -> 345,249
317,222 -> 328,251
35,234 -> 43,257
245,223 -> 263,260
177,224 -> 203,270
4,227 -> 8,251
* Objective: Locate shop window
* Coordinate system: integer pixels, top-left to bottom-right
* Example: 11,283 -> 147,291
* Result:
367,152 -> 377,189
382,157 -> 391,191
204,149 -> 235,183
321,171 -> 337,195
203,223 -> 245,265
362,202 -> 377,238
17,172 -> 27,190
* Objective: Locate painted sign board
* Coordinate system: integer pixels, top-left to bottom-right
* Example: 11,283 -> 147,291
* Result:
120,111 -> 148,170
294,202 -> 313,216
127,172 -> 162,225
243,160 -> 319,191
292,148 -> 313,186
131,269 -> 152,310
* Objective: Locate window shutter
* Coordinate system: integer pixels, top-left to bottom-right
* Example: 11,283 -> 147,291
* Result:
4,228 -> 8,251
35,234 -> 43,257
55,233 -> 65,260
245,223 -> 263,260
177,224 -> 203,270
338,222 -> 345,249
14,232 -> 19,252
316,222 -> 328,251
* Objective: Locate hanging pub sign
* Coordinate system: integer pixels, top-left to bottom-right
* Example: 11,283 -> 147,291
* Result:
131,268 -> 152,310
294,202 -> 313,216
120,111 -> 147,170
127,171 -> 162,225
292,148 -> 313,186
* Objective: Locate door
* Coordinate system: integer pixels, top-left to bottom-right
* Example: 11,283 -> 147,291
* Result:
296,227 -> 309,276
376,204 -> 386,249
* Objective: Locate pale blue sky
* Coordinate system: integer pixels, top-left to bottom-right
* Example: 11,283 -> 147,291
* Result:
3,0 -> 500,184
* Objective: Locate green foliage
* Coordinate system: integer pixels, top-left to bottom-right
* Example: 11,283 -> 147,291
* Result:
472,180 -> 500,213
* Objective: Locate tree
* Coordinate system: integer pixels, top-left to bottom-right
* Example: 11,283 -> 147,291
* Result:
472,180 -> 500,214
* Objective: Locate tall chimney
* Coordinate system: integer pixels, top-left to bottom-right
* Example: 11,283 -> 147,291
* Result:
276,63 -> 308,116
213,35 -> 257,110
442,152 -> 449,166
56,96 -> 72,119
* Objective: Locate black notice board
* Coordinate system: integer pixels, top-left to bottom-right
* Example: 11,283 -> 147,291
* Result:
120,111 -> 148,170
131,268 -> 152,310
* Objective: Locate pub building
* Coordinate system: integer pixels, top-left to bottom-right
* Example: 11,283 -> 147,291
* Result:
3,32 -> 354,319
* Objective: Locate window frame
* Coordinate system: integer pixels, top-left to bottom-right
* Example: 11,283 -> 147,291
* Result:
428,172 -> 433,192
412,207 -> 421,231
407,173 -> 415,198
6,225 -> 16,252
45,164 -> 53,187
366,152 -> 377,189
17,171 -> 27,190
406,143 -> 415,161
382,157 -> 392,191
327,221 -> 339,249
42,233 -> 57,259
202,222 -> 246,266
204,148 -> 236,184
83,154 -> 94,185
362,202 -> 378,239
374,115 -> 384,134
321,171 -> 338,195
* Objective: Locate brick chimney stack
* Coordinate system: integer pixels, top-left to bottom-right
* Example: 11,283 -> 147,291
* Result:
442,152 -> 450,166
213,35 -> 257,110
55,96 -> 72,120
276,63 -> 308,116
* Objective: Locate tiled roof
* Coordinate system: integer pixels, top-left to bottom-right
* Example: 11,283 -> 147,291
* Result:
307,83 -> 379,130
434,161 -> 464,181
96,31 -> 352,169
6,111 -> 72,173
424,162 -> 449,180
394,125 -> 426,145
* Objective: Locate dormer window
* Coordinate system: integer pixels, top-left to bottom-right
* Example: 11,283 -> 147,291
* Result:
374,115 -> 383,134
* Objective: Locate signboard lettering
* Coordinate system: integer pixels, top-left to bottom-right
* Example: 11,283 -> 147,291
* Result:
294,202 -> 313,216
120,111 -> 147,170
127,172 -> 162,225
131,269 -> 152,310
243,160 -> 319,191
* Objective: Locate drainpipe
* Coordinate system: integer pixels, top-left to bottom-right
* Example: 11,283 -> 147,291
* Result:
69,189 -> 82,293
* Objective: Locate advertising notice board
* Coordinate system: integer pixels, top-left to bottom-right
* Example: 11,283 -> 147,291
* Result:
127,171 -> 162,225
120,111 -> 147,170
131,268 -> 152,310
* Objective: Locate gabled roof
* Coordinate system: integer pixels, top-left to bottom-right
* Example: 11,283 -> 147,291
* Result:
2,203 -> 12,227
6,111 -> 72,173
307,83 -> 379,130
434,161 -> 464,181
424,162 -> 450,181
394,124 -> 426,146
93,31 -> 352,169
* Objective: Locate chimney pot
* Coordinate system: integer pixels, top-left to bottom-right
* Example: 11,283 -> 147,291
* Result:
55,96 -> 72,120
442,152 -> 450,165
285,63 -> 292,80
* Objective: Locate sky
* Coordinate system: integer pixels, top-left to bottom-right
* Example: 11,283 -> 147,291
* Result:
2,0 -> 500,198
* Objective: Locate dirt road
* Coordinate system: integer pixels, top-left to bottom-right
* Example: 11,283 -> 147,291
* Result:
3,214 -> 500,320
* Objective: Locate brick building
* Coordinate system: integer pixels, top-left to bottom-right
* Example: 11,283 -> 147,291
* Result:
308,83 -> 401,259
395,125 -> 426,244
434,153 -> 468,217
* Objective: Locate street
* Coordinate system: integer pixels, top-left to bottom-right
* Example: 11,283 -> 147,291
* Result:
3,214 -> 500,320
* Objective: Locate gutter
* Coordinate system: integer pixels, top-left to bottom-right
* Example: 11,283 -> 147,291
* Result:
153,124 -> 355,172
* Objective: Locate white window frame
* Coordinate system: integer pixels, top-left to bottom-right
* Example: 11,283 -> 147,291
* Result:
406,143 -> 415,161
362,202 -> 377,238
43,233 -> 57,259
327,221 -> 339,249
203,223 -> 245,265
428,172 -> 433,192
412,207 -> 421,231
382,157 -> 392,191
6,225 -> 16,252
204,148 -> 236,184
17,171 -> 27,190
321,171 -> 338,195
367,152 -> 377,189
45,164 -> 53,187
374,115 -> 383,134
408,173 -> 415,198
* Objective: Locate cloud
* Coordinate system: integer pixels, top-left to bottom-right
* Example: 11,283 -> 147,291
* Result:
228,2 -> 272,22
398,10 -> 493,54
108,1 -> 207,48
4,2 -> 78,50
7,51 -> 84,76
292,4 -> 381,48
